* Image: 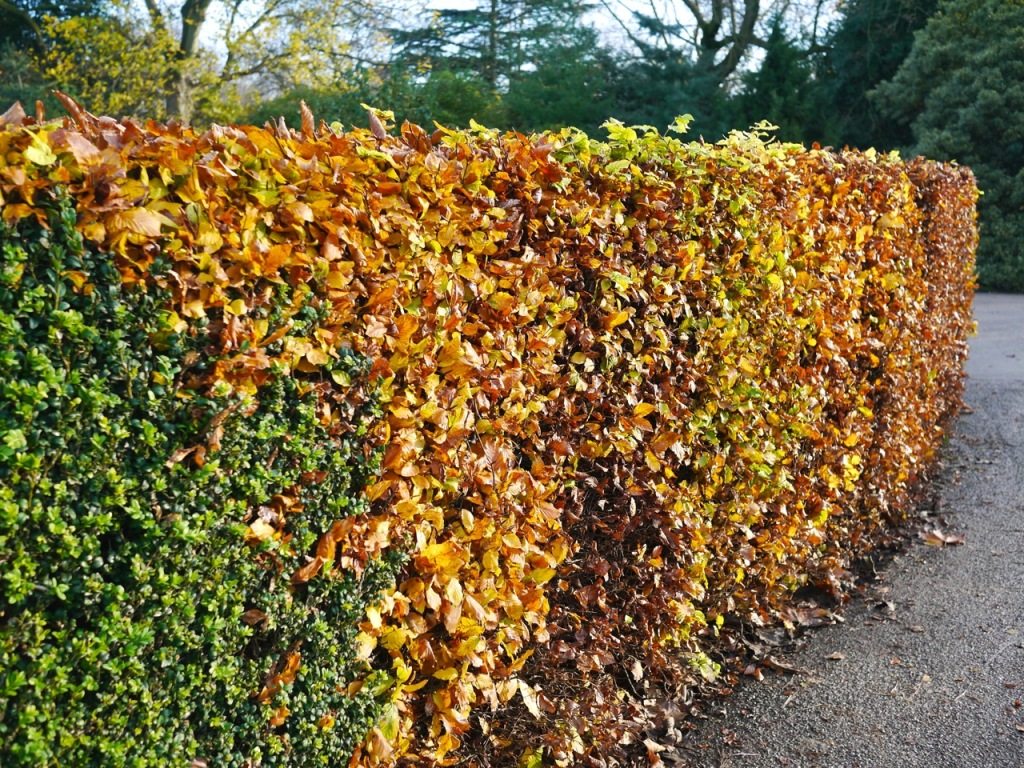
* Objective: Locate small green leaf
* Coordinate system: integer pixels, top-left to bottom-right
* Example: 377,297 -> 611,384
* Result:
668,114 -> 694,134
4,428 -> 27,452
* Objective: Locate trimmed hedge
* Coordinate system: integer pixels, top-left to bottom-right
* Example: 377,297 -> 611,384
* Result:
0,101 -> 976,766
0,142 -> 401,763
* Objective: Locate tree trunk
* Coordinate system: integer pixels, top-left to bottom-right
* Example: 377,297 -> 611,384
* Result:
167,0 -> 214,123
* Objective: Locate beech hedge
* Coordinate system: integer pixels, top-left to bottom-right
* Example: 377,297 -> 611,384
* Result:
0,100 -> 976,766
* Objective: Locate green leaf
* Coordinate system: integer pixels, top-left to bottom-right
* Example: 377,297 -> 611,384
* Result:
668,114 -> 694,134
4,428 -> 27,452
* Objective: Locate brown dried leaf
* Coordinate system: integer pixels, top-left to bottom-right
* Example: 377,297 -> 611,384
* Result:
300,100 -> 315,139
921,528 -> 966,547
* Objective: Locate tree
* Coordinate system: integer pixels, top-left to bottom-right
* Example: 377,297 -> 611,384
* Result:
504,41 -> 615,133
594,0 -> 838,135
602,1 -> 838,88
818,0 -> 938,150
380,0 -> 604,130
606,0 -> 759,85
0,1 -> 104,113
39,9 -> 182,119
738,21 -> 828,144
392,0 -> 592,90
874,0 -> 1024,290
0,0 -> 42,46
599,51 -> 738,138
0,0 -> 101,47
34,0 -> 392,124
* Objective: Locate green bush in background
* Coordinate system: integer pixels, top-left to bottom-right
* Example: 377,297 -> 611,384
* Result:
0,195 -> 400,766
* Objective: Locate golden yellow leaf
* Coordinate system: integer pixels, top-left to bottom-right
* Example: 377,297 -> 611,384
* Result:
605,309 -> 630,330
526,567 -> 557,584
633,402 -> 656,417
244,519 -> 276,543
518,680 -> 541,718
380,627 -> 409,652
109,207 -> 164,237
224,298 -> 247,315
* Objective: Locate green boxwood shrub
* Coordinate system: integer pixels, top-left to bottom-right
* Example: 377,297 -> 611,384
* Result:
0,195 -> 400,766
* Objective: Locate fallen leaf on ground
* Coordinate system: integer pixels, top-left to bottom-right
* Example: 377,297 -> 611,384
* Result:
784,605 -> 838,627
763,656 -> 804,674
643,739 -> 666,753
921,528 -> 966,547
755,627 -> 789,646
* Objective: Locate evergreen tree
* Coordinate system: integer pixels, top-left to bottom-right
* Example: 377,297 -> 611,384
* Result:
392,0 -> 592,90
874,0 -> 1024,290
738,22 -> 829,145
819,0 -> 938,150
383,68 -> 507,127
600,52 -> 737,140
385,0 -> 602,129
504,34 -> 613,133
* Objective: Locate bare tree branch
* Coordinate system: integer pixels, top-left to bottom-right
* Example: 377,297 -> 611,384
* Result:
601,0 -> 833,87
598,0 -> 654,53
712,0 -> 760,79
142,0 -> 167,32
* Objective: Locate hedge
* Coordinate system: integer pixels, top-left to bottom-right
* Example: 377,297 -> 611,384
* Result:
0,100 -> 976,766
0,111 -> 401,765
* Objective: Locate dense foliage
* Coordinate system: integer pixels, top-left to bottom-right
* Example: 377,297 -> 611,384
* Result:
818,0 -> 939,150
738,22 -> 825,144
0,99 -> 977,766
0,119 -> 402,765
874,0 -> 1024,291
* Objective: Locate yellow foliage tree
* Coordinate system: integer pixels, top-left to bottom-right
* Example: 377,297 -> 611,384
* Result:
40,11 -> 180,120
36,0 -> 391,124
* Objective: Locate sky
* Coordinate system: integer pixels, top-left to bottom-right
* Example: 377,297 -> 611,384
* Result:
421,0 -> 841,55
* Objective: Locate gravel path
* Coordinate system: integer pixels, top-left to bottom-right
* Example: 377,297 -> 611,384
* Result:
679,292 -> 1024,768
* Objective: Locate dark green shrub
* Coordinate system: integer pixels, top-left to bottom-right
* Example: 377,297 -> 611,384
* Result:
0,195 -> 400,766
873,0 -> 1024,291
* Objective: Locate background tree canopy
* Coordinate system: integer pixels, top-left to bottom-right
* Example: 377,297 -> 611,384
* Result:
874,0 -> 1024,290
1,0 -> 1021,288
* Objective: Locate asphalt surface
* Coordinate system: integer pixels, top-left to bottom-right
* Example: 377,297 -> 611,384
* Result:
679,292 -> 1024,768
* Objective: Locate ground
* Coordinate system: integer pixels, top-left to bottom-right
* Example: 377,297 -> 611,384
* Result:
678,292 -> 1024,768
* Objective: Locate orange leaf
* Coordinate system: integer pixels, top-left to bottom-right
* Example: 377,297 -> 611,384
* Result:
292,556 -> 325,584
605,309 -> 630,330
